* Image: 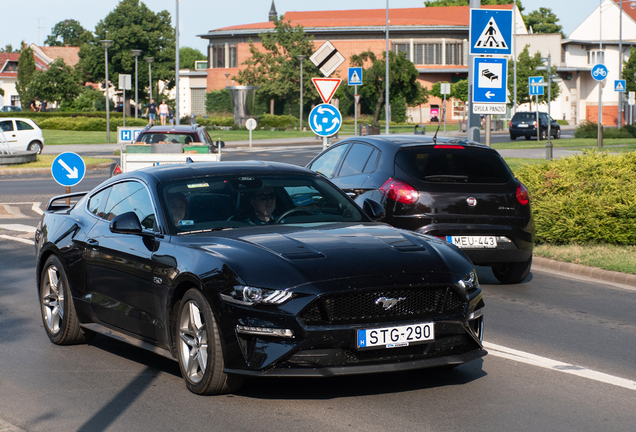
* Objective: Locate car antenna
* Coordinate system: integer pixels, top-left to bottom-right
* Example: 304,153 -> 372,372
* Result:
432,107 -> 445,145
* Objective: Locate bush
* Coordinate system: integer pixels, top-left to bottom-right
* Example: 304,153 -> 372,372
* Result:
196,116 -> 234,127
603,127 -> 633,139
37,116 -> 146,131
205,89 -> 232,114
515,150 -> 636,245
257,114 -> 298,128
574,120 -> 598,138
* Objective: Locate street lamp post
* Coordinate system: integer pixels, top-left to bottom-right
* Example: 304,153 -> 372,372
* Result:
100,40 -> 113,142
224,73 -> 230,87
175,0 -> 180,124
131,50 -> 142,119
385,0 -> 390,134
296,55 -> 305,131
144,57 -> 154,102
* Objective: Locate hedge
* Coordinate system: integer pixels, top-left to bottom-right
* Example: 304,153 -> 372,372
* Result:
37,116 -> 147,131
514,150 -> 636,245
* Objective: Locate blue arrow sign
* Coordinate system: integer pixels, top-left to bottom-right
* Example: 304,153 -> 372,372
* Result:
348,67 -> 362,85
473,57 -> 507,104
591,64 -> 608,82
51,152 -> 86,187
529,76 -> 544,96
469,9 -> 512,55
309,104 -> 342,137
615,79 -> 626,92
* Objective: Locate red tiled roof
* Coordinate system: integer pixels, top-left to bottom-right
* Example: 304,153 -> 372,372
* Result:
39,46 -> 80,67
215,5 -> 513,32
615,0 -> 636,23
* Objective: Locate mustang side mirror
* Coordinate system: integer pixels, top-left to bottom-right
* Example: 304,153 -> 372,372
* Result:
363,199 -> 386,221
110,211 -> 143,234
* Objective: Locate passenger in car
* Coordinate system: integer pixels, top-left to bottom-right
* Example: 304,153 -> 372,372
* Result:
167,193 -> 189,226
243,187 -> 277,225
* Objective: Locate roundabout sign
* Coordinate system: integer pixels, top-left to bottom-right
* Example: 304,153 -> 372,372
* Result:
309,103 -> 342,137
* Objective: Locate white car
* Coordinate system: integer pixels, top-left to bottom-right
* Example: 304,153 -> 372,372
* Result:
0,118 -> 45,154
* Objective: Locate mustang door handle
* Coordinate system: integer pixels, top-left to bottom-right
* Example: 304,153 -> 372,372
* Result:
87,238 -> 99,247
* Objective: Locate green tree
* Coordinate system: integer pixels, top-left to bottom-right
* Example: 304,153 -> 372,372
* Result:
45,19 -> 88,47
180,46 -> 205,70
507,45 -> 560,108
205,89 -> 232,114
237,17 -> 320,116
349,50 -> 428,125
451,79 -> 468,103
523,7 -> 564,37
622,46 -> 636,93
28,59 -> 82,106
424,0 -> 524,12
0,44 -> 19,53
78,0 -> 175,102
16,43 -> 36,107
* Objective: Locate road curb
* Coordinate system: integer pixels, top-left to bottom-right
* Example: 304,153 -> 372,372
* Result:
0,418 -> 25,432
532,256 -> 636,287
0,162 -> 112,176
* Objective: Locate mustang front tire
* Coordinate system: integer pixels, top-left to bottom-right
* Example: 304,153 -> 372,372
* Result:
492,256 -> 532,284
176,289 -> 243,395
40,255 -> 95,345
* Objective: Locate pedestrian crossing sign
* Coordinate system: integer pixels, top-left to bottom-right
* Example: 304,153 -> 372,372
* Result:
348,67 -> 362,86
615,80 -> 626,92
470,9 -> 512,55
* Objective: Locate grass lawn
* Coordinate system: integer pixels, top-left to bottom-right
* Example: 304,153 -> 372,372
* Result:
534,244 -> 636,275
0,155 -> 108,169
491,137 -> 636,150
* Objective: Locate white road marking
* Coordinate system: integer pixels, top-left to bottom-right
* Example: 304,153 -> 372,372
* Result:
484,341 -> 636,391
0,234 -> 34,245
0,224 -> 37,232
31,202 -> 43,215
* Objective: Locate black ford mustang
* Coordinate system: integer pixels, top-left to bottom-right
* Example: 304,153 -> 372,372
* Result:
35,161 -> 486,395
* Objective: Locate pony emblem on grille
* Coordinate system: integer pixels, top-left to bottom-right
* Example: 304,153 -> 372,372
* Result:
375,297 -> 406,310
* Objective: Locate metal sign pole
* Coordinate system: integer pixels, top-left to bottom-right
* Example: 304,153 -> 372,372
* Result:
354,85 -> 358,136
443,93 -> 446,133
536,95 -> 540,142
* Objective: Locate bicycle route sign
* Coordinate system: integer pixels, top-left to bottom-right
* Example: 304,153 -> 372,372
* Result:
309,103 -> 342,137
591,64 -> 608,82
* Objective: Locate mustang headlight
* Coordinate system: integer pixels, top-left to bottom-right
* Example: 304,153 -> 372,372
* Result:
220,285 -> 293,306
455,270 -> 479,292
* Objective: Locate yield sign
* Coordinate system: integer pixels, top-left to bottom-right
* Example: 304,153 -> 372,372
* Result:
312,78 -> 342,103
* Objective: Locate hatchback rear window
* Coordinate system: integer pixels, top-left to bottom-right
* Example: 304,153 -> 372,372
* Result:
513,113 -> 536,121
395,147 -> 512,184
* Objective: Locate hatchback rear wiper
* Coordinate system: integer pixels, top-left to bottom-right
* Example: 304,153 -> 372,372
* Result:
424,175 -> 469,182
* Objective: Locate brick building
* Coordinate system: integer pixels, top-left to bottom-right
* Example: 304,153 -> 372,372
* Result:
196,3 -> 527,123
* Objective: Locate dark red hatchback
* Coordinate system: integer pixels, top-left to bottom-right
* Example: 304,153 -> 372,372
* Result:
307,135 -> 534,284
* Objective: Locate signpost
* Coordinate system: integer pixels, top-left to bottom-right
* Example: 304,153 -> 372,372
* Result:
119,74 -> 132,127
469,9 -> 513,56
440,83 -> 451,133
245,118 -> 257,148
348,67 -> 362,135
309,41 -> 345,78
472,57 -> 507,115
312,78 -> 341,104
592,64 -> 608,148
52,152 -> 86,202
309,103 -> 342,149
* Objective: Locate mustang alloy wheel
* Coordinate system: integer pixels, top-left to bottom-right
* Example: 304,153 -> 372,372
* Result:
40,255 -> 94,344
176,289 -> 243,395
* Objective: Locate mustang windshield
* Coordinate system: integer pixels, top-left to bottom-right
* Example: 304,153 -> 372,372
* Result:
158,173 -> 366,234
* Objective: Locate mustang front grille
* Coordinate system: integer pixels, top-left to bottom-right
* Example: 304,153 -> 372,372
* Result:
299,286 -> 466,326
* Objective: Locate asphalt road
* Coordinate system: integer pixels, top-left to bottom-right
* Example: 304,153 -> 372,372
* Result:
1,140 -> 635,431
0,235 -> 634,432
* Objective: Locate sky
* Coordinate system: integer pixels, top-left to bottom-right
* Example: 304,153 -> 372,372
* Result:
3,0 -> 607,53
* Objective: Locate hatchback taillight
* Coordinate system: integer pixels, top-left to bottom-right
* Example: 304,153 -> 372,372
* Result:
380,178 -> 419,204
509,120 -> 512,128
533,121 -> 537,128
516,182 -> 530,205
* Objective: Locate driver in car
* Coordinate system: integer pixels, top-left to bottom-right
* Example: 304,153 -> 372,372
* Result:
244,187 -> 276,225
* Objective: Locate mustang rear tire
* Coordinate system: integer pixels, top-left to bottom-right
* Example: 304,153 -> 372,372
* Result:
492,256 -> 532,284
176,289 -> 244,395
40,255 -> 95,345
